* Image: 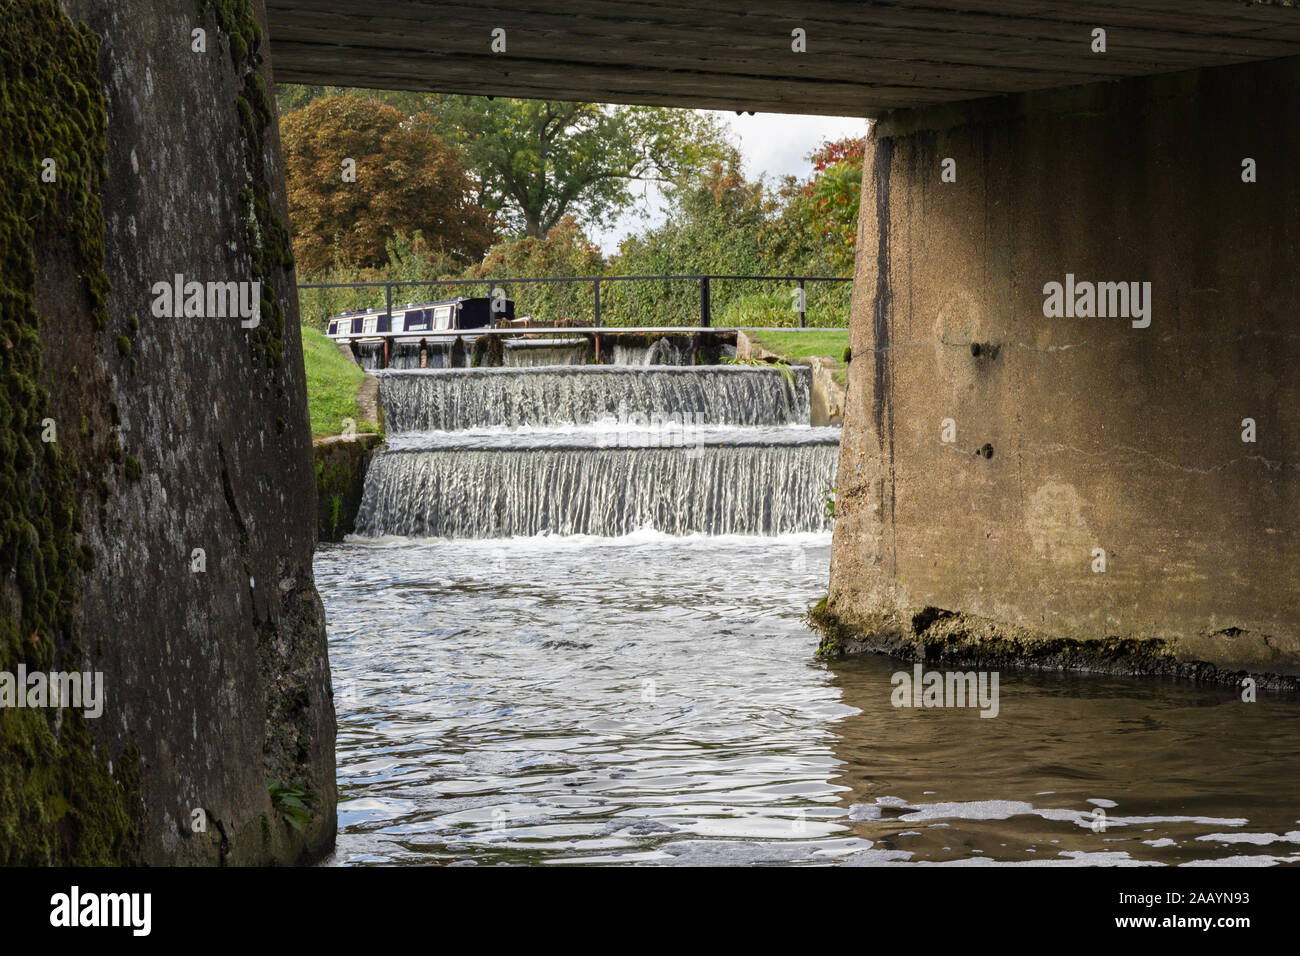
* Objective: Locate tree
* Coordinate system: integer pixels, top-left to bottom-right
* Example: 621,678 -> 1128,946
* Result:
606,149 -> 775,323
276,84 -> 432,119
466,215 -> 605,279
275,87 -> 730,240
422,97 -> 729,238
462,217 -> 605,323
280,95 -> 496,275
607,145 -> 858,327
804,136 -> 866,271
619,148 -> 771,271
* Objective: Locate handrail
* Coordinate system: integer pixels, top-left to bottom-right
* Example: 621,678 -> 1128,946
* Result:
297,273 -> 852,328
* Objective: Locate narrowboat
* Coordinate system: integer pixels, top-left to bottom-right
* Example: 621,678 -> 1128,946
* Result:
324,296 -> 514,340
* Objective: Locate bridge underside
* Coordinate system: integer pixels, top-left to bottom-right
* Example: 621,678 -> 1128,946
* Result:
266,1 -> 1300,116
16,0 -> 1300,870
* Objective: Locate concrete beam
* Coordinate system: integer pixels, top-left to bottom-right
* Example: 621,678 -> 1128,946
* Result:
265,1 -> 1300,116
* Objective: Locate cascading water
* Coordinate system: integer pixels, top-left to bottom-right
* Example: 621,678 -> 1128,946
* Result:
611,335 -> 692,366
388,342 -> 451,369
502,337 -> 592,367
334,350 -> 847,863
352,341 -> 385,370
355,356 -> 839,539
376,366 -> 812,432
350,341 -> 451,370
356,428 -> 838,537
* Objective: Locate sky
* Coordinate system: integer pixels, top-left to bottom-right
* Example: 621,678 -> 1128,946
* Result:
589,110 -> 869,256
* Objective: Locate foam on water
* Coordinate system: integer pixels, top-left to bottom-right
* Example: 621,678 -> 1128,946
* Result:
356,361 -> 835,539
502,338 -> 591,367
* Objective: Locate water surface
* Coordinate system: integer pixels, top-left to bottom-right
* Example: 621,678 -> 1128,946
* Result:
319,534 -> 1300,866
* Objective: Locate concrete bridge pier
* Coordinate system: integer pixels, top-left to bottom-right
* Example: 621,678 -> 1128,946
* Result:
819,55 -> 1300,686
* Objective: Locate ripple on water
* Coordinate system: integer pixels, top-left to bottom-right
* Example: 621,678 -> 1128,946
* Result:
317,534 -> 1300,866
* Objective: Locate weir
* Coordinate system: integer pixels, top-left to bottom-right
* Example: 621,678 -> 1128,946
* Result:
356,433 -> 839,538
376,365 -> 812,432
501,337 -> 591,367
612,336 -> 693,366
357,362 -> 836,539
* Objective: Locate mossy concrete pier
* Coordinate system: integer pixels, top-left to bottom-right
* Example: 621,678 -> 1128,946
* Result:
1,0 -> 335,864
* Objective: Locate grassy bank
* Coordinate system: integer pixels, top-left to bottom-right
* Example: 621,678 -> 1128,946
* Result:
744,328 -> 850,384
300,325 -> 380,438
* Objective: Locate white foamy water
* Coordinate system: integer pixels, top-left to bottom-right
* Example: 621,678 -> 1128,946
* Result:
357,362 -> 836,539
354,436 -> 838,538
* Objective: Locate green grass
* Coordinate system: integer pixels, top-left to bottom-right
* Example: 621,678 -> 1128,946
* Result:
744,328 -> 850,385
300,325 -> 380,439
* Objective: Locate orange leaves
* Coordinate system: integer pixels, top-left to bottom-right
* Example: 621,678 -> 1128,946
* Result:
281,95 -> 495,276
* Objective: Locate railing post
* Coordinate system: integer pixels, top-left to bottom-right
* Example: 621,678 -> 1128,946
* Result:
798,277 -> 806,328
700,275 -> 711,328
385,283 -> 392,324
593,278 -> 601,328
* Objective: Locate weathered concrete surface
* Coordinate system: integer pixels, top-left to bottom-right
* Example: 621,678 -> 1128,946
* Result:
1,0 -> 335,863
804,357 -> 844,428
355,372 -> 384,433
820,56 -> 1300,688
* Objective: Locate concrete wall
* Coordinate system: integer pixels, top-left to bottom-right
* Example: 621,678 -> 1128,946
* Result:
820,56 -> 1300,687
1,0 -> 334,863
315,434 -> 382,543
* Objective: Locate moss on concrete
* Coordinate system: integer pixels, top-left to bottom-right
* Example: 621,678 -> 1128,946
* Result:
0,0 -> 139,864
0,711 -> 141,865
808,595 -> 1300,694
202,0 -> 294,369
314,435 -> 382,542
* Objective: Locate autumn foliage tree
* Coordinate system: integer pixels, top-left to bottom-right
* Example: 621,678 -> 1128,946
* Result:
805,136 -> 866,267
607,138 -> 866,326
280,96 -> 496,275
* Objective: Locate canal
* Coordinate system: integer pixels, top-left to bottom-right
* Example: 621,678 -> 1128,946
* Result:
318,533 -> 1300,866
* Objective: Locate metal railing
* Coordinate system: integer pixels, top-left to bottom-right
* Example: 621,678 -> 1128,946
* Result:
297,273 -> 852,329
